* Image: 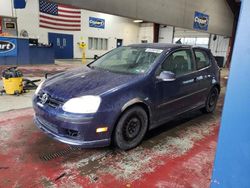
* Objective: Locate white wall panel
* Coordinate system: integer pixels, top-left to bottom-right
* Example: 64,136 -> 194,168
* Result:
174,27 -> 210,38
0,0 -> 13,17
210,34 -> 230,65
158,25 -> 173,43
138,23 -> 154,43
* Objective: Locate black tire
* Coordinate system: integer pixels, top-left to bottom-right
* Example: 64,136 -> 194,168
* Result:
202,87 -> 219,113
114,106 -> 148,150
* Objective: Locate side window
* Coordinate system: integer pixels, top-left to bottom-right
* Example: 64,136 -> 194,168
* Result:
194,49 -> 210,70
161,49 -> 194,76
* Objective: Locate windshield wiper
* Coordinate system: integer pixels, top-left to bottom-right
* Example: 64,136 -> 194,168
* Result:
87,64 -> 94,69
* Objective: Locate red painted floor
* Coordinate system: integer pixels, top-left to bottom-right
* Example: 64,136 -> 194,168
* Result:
0,104 -> 222,187
0,63 -> 228,188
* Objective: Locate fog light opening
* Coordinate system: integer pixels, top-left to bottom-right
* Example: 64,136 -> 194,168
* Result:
96,127 -> 108,133
67,129 -> 79,137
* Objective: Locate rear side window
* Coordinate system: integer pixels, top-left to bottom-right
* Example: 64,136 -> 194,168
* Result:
194,49 -> 210,70
161,49 -> 194,76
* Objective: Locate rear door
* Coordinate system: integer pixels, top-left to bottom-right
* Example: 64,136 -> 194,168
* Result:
193,48 -> 213,103
155,48 -> 202,121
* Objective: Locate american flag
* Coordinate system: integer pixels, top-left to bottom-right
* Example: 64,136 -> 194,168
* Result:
39,0 -> 81,31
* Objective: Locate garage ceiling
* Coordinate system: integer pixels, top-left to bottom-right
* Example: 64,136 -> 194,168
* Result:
49,0 -> 234,36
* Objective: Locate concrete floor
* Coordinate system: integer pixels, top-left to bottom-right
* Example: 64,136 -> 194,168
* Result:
0,61 -> 228,188
0,59 -> 87,112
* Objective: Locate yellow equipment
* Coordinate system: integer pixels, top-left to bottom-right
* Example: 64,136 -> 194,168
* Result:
78,41 -> 87,64
2,77 -> 23,95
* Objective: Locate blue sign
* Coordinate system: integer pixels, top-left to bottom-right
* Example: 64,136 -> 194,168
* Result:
0,38 -> 17,57
14,0 -> 26,9
89,17 -> 105,29
193,11 -> 209,31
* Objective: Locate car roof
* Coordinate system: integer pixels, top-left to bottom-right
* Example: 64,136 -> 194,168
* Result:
127,43 -> 191,50
127,43 -> 210,52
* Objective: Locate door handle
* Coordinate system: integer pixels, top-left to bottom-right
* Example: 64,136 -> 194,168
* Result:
195,76 -> 204,81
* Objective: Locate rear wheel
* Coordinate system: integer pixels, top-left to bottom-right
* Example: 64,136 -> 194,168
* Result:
202,87 -> 219,113
114,106 -> 148,150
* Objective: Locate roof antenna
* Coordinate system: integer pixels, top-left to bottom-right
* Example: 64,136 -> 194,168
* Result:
175,39 -> 182,44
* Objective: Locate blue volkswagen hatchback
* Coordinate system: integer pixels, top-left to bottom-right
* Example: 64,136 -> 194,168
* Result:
33,44 -> 220,150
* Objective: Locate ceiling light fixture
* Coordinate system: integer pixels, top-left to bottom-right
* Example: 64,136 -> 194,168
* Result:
133,20 -> 143,23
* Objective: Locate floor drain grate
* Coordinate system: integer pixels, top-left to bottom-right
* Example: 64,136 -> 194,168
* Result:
40,146 -> 82,161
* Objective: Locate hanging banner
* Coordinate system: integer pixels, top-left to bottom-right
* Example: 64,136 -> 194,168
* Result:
0,38 -> 17,56
193,11 -> 209,31
89,17 -> 105,29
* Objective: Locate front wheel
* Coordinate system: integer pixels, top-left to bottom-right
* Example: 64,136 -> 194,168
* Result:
202,87 -> 219,113
113,106 -> 148,150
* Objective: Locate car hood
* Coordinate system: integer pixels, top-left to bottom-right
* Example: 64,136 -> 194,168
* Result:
41,67 -> 139,101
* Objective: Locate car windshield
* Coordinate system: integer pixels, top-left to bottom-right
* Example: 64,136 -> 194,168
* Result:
90,46 -> 163,74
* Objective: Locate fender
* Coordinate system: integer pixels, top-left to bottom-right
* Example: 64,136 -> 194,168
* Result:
121,98 -> 152,121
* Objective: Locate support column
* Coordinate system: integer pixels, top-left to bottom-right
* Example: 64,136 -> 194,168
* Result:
153,23 -> 160,43
211,0 -> 250,187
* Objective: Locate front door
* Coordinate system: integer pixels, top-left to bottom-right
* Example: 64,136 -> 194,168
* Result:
48,33 -> 73,59
155,48 -> 201,122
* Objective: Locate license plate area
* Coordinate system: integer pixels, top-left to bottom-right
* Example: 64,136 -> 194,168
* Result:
38,117 -> 58,134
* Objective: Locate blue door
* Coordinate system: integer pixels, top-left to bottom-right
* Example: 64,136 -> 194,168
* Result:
48,33 -> 73,59
155,48 -> 201,122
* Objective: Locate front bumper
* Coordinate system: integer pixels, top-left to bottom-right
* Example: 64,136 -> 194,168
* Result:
34,116 -> 110,147
32,95 -> 117,148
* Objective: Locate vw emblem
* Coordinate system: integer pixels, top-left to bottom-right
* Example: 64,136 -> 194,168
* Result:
40,93 -> 49,104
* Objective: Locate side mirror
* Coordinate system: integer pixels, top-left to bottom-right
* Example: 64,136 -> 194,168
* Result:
156,71 -> 176,81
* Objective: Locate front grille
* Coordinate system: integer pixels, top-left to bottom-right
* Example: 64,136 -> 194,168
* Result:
48,97 -> 63,108
38,92 -> 64,108
38,116 -> 58,134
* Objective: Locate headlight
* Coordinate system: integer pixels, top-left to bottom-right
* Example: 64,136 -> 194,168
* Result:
62,96 -> 101,114
35,81 -> 44,95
